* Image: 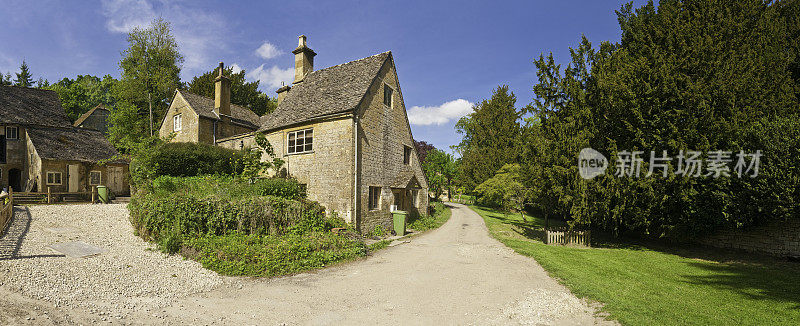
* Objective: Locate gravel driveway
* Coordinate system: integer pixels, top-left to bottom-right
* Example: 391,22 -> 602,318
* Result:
0,204 -> 224,324
1,203 -> 614,325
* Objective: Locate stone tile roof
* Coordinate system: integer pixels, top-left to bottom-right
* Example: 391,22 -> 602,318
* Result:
178,91 -> 261,129
259,51 -> 391,132
0,86 -> 71,128
27,127 -> 124,163
73,104 -> 110,127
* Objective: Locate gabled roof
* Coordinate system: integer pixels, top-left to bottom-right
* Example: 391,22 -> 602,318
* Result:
178,91 -> 261,128
0,86 -> 71,128
27,127 -> 123,164
259,51 -> 391,132
73,104 -> 110,127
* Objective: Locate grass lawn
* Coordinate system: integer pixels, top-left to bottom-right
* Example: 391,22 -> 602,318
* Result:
470,205 -> 800,325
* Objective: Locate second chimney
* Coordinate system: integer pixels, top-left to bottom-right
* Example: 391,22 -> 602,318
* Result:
292,35 -> 316,84
214,62 -> 231,117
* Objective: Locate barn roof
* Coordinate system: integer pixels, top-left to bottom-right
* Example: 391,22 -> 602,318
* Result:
259,51 -> 391,132
73,104 -> 110,127
27,127 -> 124,164
0,86 -> 71,127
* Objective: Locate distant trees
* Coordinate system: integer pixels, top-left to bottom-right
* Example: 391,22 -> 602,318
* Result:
14,60 -> 34,87
422,148 -> 457,199
184,66 -> 276,116
45,75 -> 117,121
455,86 -> 521,192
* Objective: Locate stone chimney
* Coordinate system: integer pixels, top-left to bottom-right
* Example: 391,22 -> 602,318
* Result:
276,83 -> 290,106
214,62 -> 231,117
292,35 -> 316,84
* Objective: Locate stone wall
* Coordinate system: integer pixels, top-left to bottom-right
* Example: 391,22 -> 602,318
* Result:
698,219 -> 800,258
357,56 -> 429,233
1,124 -> 28,191
159,94 -> 201,143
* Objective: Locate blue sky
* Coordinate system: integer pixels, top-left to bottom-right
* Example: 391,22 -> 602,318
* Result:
0,0 -> 646,151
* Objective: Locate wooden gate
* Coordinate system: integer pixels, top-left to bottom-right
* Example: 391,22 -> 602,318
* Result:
545,227 -> 591,247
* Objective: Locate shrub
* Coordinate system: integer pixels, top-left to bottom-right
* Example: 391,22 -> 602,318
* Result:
131,142 -> 245,186
184,232 -> 367,277
148,175 -> 306,200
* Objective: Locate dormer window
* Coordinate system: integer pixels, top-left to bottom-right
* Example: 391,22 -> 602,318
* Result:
383,84 -> 393,107
5,126 -> 18,140
173,114 -> 182,132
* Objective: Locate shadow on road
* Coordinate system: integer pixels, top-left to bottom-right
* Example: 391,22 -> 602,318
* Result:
0,206 -> 65,261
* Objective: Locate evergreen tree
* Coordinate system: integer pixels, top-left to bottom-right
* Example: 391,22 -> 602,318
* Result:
184,66 -> 276,116
455,85 -> 521,192
0,72 -> 11,86
14,60 -> 34,87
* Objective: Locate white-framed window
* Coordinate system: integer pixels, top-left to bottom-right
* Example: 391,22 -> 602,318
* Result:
5,126 -> 19,140
368,186 -> 381,210
287,128 -> 313,154
46,171 -> 62,185
383,84 -> 393,107
89,170 -> 102,185
173,114 -> 182,131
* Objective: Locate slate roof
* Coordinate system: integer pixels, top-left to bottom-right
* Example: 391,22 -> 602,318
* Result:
27,127 -> 123,163
73,104 -> 110,127
259,51 -> 391,132
0,86 -> 71,127
178,91 -> 261,129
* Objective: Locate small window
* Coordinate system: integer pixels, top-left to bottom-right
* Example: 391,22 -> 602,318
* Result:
383,84 -> 393,107
287,128 -> 313,154
173,114 -> 182,131
368,186 -> 381,210
46,172 -> 62,185
89,171 -> 102,185
5,126 -> 18,140
403,145 -> 412,165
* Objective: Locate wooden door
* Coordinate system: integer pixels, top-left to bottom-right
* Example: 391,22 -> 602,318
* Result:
68,164 -> 80,192
108,167 -> 123,194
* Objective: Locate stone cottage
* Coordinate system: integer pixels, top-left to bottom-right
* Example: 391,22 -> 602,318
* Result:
162,35 -> 429,232
0,86 -> 129,195
74,104 -> 111,133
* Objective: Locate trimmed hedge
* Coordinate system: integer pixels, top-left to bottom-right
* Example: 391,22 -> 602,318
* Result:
129,193 -> 336,242
131,142 -> 245,185
149,175 -> 306,200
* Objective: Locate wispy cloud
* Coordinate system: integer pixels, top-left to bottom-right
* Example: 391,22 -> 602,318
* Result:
255,41 -> 280,60
246,65 -> 294,89
407,99 -> 474,126
229,63 -> 244,74
100,0 -> 228,75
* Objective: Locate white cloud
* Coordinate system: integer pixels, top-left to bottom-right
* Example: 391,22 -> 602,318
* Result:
407,99 -> 474,126
255,42 -> 280,60
100,0 -> 229,75
246,65 -> 294,89
229,63 -> 244,74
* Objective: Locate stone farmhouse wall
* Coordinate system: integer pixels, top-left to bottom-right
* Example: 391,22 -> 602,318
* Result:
160,94 -> 201,143
357,58 -> 429,233
217,116 -> 356,224
698,218 -> 800,258
0,124 -> 27,190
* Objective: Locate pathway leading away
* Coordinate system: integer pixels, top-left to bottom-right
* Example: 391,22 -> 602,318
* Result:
0,203 -> 613,325
139,204 -> 612,325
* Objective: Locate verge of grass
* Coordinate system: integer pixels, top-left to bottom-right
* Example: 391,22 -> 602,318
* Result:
470,205 -> 800,326
407,201 -> 452,232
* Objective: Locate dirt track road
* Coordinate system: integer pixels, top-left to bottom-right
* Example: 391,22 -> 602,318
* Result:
137,203 -> 612,325
1,203 -> 613,325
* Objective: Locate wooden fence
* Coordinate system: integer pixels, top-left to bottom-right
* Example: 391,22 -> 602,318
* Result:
0,189 -> 12,237
11,187 -> 97,205
545,228 -> 591,247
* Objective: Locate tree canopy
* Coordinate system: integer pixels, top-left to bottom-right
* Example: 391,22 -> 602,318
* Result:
46,75 -> 117,121
183,66 -> 276,116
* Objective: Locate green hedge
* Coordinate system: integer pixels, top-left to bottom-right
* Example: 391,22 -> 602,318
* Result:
129,193 -> 336,242
131,142 -> 245,185
150,175 -> 306,200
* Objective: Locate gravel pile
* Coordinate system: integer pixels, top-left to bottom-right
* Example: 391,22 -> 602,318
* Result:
0,204 -> 226,321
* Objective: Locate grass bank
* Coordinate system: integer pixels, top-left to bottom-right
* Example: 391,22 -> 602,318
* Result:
408,201 -> 452,232
470,205 -> 800,325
